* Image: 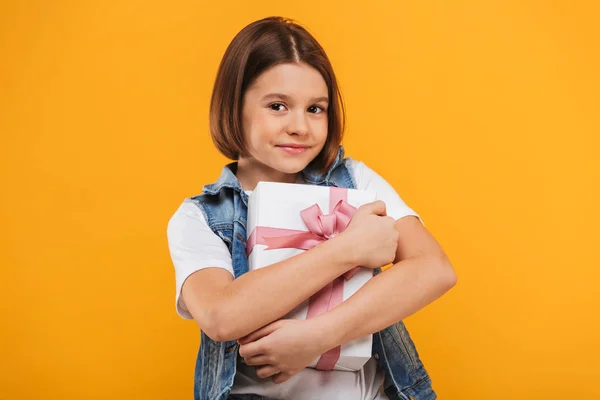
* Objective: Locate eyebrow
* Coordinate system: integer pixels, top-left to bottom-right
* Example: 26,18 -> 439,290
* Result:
261,93 -> 329,103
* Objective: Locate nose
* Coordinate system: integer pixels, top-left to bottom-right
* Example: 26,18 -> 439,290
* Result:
287,110 -> 309,136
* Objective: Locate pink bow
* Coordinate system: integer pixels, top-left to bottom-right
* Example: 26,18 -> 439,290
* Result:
246,188 -> 361,280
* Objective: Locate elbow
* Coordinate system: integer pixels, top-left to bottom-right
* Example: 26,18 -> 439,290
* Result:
442,266 -> 457,290
436,256 -> 457,292
198,307 -> 238,342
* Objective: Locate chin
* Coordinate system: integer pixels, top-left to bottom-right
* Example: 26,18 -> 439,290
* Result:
273,161 -> 306,174
269,156 -> 309,173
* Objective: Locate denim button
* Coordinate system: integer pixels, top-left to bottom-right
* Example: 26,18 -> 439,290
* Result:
374,353 -> 380,360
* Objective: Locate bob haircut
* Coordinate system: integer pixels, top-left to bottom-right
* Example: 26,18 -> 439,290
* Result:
209,16 -> 346,173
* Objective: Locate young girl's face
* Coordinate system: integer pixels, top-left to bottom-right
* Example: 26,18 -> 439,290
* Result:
241,62 -> 329,175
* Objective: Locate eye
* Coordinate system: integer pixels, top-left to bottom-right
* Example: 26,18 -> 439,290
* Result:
269,103 -> 287,112
308,105 -> 326,114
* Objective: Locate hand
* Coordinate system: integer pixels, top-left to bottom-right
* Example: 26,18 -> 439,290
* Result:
338,200 -> 399,269
237,319 -> 334,384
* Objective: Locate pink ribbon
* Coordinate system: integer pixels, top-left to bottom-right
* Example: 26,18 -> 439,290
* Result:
246,187 -> 360,370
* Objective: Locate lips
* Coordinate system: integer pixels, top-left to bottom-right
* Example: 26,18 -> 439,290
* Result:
277,144 -> 308,148
277,144 -> 309,155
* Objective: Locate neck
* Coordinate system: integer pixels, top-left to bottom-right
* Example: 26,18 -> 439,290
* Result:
235,157 -> 300,191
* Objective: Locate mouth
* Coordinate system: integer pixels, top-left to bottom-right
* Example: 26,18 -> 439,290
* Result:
276,144 -> 309,155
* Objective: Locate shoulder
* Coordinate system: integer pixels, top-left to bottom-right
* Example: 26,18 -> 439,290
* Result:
172,198 -> 205,219
167,199 -> 211,240
342,157 -> 379,191
342,157 -> 362,172
343,157 -> 425,224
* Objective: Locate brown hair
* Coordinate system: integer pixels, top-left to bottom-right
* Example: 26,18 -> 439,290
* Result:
209,16 -> 345,173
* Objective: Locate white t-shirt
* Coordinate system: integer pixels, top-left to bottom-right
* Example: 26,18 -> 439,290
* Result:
167,158 -> 423,400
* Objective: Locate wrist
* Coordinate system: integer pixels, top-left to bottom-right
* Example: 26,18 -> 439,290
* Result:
329,232 -> 359,272
307,313 -> 345,352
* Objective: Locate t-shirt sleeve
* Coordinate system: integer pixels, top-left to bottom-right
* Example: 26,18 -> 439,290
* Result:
167,199 -> 234,320
346,158 -> 425,226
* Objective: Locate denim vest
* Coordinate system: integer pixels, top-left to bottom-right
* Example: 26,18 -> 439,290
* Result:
187,146 -> 436,400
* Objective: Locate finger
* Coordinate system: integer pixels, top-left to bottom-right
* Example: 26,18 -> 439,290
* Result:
366,200 -> 386,216
272,372 -> 290,384
272,370 -> 298,384
244,354 -> 271,366
256,365 -> 280,379
238,321 -> 281,345
239,340 -> 264,358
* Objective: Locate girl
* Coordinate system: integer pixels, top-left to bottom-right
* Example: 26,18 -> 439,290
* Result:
167,16 -> 456,400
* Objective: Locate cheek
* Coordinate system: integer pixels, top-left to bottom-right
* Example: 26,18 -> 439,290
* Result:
316,117 -> 329,141
250,113 -> 281,141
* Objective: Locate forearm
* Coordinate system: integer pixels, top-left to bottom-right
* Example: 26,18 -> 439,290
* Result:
314,255 -> 456,349
215,235 -> 356,341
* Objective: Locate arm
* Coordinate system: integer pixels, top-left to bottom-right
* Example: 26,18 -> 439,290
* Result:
309,215 -> 456,348
238,216 -> 456,383
182,234 -> 356,342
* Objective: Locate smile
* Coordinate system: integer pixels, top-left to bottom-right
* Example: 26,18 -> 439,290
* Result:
276,145 -> 308,155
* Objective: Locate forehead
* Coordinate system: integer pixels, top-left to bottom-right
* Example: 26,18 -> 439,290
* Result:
247,63 -> 328,98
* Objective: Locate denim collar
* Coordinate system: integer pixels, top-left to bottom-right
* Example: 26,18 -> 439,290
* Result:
202,145 -> 346,196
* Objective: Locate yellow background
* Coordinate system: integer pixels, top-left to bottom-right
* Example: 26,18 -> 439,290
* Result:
1,1 -> 599,399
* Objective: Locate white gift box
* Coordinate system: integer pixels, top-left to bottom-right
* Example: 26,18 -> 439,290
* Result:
246,181 -> 377,372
